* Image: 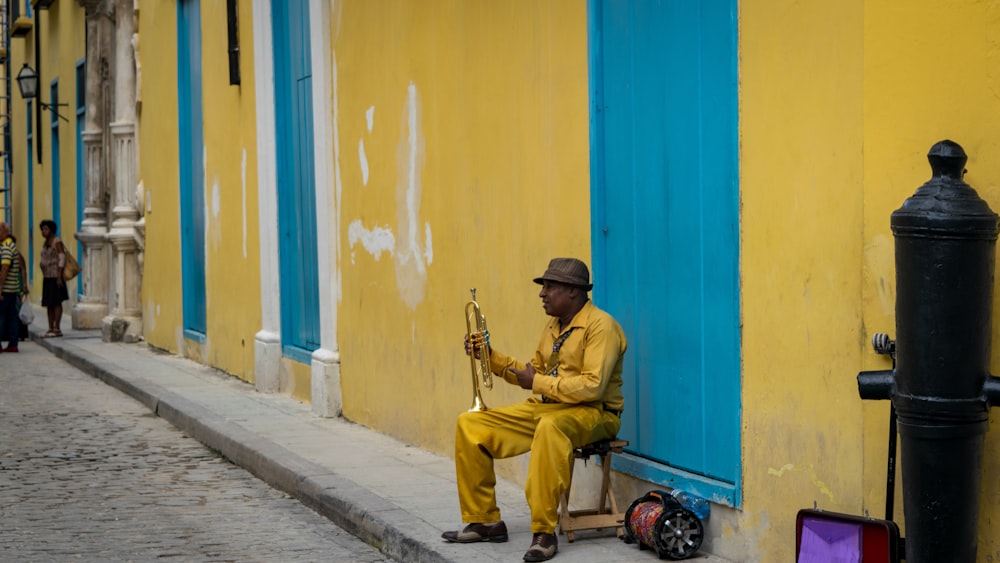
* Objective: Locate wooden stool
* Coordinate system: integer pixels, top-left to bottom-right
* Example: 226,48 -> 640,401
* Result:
558,438 -> 629,542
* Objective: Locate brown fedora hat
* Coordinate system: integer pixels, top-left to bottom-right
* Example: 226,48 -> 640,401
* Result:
533,257 -> 593,291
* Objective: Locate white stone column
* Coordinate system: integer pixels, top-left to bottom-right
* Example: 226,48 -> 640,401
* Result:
74,128 -> 110,327
309,0 -> 341,417
252,0 -> 281,393
101,0 -> 141,342
73,0 -> 115,329
103,121 -> 141,341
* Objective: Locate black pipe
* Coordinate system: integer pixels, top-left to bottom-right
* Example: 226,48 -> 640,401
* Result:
858,140 -> 1000,563
885,405 -> 897,522
34,7 -> 41,165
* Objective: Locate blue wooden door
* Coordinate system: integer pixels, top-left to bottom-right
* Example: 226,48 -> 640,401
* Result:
272,0 -> 320,362
178,0 -> 207,338
589,0 -> 741,504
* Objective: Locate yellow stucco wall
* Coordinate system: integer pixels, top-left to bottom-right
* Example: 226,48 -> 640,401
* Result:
138,0 -> 260,382
331,0 -> 591,454
6,2 -> 86,296
740,2 -> 865,560
7,15 -> 36,263
863,2 -> 1000,558
741,1 -> 1000,560
138,2 -> 183,357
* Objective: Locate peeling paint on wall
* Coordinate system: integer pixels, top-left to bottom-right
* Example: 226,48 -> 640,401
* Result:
424,222 -> 433,265
146,301 -> 157,332
211,180 -> 221,220
332,51 -> 343,304
359,106 -> 374,187
347,220 -> 395,262
395,82 -> 432,310
210,178 -> 222,249
767,463 -> 835,503
242,148 -> 248,258
343,84 -> 431,309
359,139 -> 369,186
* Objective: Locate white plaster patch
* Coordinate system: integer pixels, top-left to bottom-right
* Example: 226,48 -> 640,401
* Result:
332,52 -> 343,303
394,82 -> 432,310
347,219 -> 395,263
175,327 -> 186,358
424,222 -> 433,265
212,180 -> 221,218
359,139 -> 369,186
146,301 -> 157,332
242,149 -> 248,257
366,106 -> 375,132
203,147 -> 212,248
209,177 -> 223,249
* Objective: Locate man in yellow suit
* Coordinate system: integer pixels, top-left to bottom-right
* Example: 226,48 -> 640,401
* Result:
443,257 -> 627,562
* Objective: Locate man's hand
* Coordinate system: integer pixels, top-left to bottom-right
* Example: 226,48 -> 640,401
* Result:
508,363 -> 535,390
464,331 -> 489,359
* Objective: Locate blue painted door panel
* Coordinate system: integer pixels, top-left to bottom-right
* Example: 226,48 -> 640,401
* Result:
178,0 -> 207,338
589,0 -> 740,487
273,0 -> 320,360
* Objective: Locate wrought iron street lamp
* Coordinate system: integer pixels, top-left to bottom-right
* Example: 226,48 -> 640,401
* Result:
16,63 -> 67,121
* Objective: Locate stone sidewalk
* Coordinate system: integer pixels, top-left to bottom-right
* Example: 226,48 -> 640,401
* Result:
19,307 -> 731,563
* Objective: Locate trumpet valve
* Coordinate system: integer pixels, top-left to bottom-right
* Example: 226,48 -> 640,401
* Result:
469,329 -> 490,349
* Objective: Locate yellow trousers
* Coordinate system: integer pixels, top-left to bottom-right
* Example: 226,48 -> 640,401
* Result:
454,399 -> 621,534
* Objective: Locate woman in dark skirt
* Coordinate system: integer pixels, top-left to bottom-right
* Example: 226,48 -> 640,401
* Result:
39,219 -> 69,337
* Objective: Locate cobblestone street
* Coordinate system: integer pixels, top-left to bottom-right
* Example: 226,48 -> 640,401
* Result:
0,339 -> 394,562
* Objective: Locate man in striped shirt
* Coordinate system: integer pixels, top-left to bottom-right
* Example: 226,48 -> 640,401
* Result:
0,222 -> 23,352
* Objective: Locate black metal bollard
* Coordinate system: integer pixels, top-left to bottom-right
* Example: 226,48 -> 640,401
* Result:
858,140 -> 1000,563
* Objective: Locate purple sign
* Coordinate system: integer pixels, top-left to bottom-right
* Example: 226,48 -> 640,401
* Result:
797,517 -> 862,563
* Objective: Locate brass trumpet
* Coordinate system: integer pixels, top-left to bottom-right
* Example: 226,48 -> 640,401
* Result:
465,288 -> 492,412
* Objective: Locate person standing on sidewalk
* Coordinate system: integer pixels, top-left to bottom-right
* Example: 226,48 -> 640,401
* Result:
0,221 -> 24,352
443,257 -> 627,563
14,236 -> 30,341
38,219 -> 69,338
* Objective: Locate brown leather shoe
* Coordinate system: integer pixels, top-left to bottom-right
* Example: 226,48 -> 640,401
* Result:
522,532 -> 558,562
441,521 -> 509,543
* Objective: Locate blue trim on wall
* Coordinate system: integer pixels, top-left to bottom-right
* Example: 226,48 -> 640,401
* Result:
587,0 -> 607,298
612,452 -> 739,508
177,0 -> 207,338
272,0 -> 320,363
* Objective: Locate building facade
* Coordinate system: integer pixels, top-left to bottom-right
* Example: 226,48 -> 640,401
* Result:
8,1 -> 1000,560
